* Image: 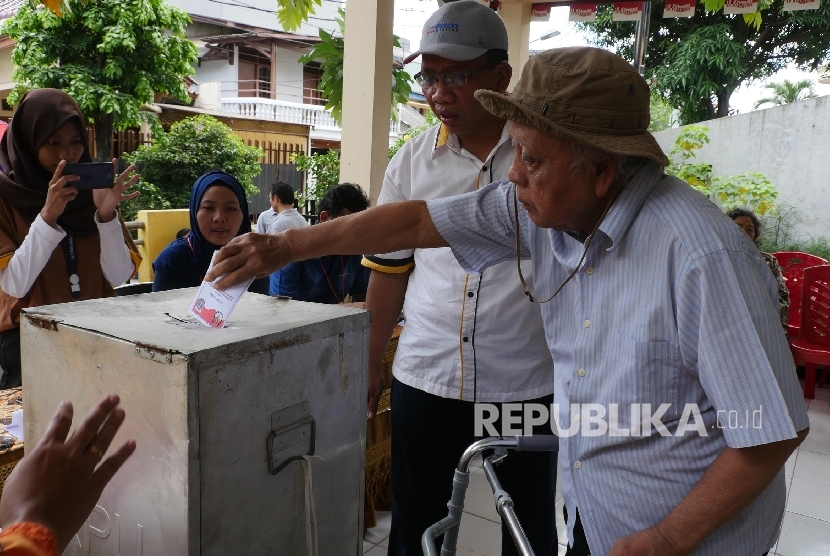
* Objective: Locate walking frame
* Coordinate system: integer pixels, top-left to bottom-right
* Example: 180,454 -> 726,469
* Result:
421,435 -> 560,556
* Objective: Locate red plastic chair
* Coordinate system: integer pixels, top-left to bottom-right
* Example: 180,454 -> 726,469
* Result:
772,252 -> 829,339
790,265 -> 830,399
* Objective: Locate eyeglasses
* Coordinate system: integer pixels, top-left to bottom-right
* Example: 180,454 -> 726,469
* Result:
414,60 -> 505,90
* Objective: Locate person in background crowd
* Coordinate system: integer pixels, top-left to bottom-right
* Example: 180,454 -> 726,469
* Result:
152,170 -> 268,294
728,207 -> 790,329
0,394 -> 136,555
256,181 -> 308,235
270,183 -> 371,304
175,228 -> 191,240
0,89 -> 140,389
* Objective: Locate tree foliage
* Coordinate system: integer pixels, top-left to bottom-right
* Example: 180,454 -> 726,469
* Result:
389,111 -> 440,160
122,115 -> 263,221
298,7 -> 412,125
292,150 -> 340,208
276,0 -> 321,32
666,125 -> 779,215
578,0 -> 830,124
2,0 -> 198,160
754,78 -> 817,107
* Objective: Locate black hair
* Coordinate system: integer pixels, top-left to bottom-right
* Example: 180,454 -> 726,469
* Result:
485,49 -> 509,65
318,183 -> 370,218
270,181 -> 295,205
175,228 -> 191,239
727,207 -> 761,244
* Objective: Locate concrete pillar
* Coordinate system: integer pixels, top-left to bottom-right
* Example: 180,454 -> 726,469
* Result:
339,0 -> 394,204
499,1 -> 532,91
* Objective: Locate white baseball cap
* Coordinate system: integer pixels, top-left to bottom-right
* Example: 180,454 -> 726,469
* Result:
403,1 -> 509,65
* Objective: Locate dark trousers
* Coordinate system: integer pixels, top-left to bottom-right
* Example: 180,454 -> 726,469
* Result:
0,328 -> 21,390
387,378 -> 558,556
563,507 -> 770,556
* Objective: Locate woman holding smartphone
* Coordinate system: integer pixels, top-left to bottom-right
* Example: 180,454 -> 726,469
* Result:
0,89 -> 141,389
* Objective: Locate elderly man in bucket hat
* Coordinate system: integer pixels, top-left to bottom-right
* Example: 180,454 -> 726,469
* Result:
207,47 -> 810,556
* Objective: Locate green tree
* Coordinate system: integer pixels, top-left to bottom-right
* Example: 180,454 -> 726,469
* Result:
754,78 -> 817,108
649,92 -> 677,132
578,1 -> 830,124
122,115 -> 263,221
2,0 -> 197,160
298,8 -> 412,126
276,0 -> 321,32
389,111 -> 440,160
665,125 -> 713,195
292,150 -> 340,208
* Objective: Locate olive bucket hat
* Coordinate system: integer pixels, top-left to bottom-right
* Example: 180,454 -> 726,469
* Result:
475,47 -> 670,166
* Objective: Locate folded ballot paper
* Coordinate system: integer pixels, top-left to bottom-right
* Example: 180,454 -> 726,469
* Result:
189,252 -> 253,328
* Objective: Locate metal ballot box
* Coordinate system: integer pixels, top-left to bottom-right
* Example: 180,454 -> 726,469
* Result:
21,289 -> 369,556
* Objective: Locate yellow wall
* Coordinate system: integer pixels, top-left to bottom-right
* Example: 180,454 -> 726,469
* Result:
136,209 -> 190,282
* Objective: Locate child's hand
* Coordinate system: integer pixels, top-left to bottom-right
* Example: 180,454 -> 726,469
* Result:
92,159 -> 140,223
39,160 -> 79,227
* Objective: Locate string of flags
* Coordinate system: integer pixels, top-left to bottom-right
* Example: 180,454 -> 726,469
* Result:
529,0 -> 820,23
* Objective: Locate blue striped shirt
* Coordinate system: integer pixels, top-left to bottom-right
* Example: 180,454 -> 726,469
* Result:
427,163 -> 810,555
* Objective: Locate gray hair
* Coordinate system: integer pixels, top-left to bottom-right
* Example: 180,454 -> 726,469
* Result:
569,142 -> 649,185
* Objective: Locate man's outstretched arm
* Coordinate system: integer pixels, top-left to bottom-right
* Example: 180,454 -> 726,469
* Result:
206,201 -> 447,289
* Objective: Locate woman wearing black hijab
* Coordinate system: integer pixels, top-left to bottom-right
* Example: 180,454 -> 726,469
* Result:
0,89 -> 141,388
152,170 -> 269,295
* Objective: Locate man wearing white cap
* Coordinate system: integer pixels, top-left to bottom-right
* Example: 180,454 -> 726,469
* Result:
360,1 -> 557,554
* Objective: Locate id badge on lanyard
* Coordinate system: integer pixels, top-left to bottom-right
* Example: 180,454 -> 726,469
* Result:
62,235 -> 81,300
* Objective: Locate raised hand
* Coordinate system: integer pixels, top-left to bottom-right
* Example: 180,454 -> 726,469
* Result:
0,395 -> 137,553
39,160 -> 80,227
92,159 -> 140,223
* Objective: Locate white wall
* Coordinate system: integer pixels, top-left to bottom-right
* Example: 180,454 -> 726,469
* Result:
652,95 -> 830,242
195,56 -> 238,97
168,0 -> 342,36
274,46 -> 304,103
0,47 -> 14,93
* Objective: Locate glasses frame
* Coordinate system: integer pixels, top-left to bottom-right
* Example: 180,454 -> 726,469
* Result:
414,59 -> 506,90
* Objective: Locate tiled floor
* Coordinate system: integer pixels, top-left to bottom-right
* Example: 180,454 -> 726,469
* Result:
363,387 -> 830,556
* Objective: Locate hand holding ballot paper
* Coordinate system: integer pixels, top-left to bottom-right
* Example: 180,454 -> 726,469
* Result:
190,252 -> 253,328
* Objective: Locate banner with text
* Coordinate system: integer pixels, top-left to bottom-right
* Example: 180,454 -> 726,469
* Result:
783,0 -> 820,10
613,1 -> 643,21
531,2 -> 553,21
724,0 -> 759,14
664,0 -> 696,17
569,3 -> 598,21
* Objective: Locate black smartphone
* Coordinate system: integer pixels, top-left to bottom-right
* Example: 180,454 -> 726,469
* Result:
62,162 -> 114,189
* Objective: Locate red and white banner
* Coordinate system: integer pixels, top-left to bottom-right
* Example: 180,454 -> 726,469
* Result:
784,0 -> 820,10
664,0 -> 696,17
569,3 -> 598,21
724,0 -> 758,14
613,1 -> 643,20
531,3 -> 552,21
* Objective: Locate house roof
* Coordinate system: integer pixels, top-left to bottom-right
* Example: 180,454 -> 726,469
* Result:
0,0 -> 24,20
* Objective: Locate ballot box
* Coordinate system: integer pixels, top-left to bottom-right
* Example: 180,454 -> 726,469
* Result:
20,289 -> 369,556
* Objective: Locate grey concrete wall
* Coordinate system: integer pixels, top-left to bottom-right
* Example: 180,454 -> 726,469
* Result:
652,95 -> 830,242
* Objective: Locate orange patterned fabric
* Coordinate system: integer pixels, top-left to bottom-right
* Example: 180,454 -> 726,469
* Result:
0,522 -> 57,556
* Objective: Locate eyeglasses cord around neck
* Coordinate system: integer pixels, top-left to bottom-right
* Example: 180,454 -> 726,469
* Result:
514,186 -> 619,304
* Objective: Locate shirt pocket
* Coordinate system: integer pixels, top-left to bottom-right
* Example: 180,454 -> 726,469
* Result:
607,329 -> 682,427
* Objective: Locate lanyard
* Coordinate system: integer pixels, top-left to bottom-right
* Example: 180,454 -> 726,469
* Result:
62,235 -> 80,300
319,256 -> 345,304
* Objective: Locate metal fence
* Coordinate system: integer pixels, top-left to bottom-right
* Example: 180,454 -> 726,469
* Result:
243,140 -> 305,216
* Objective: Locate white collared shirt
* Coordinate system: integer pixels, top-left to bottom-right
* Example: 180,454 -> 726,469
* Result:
364,124 -> 553,402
